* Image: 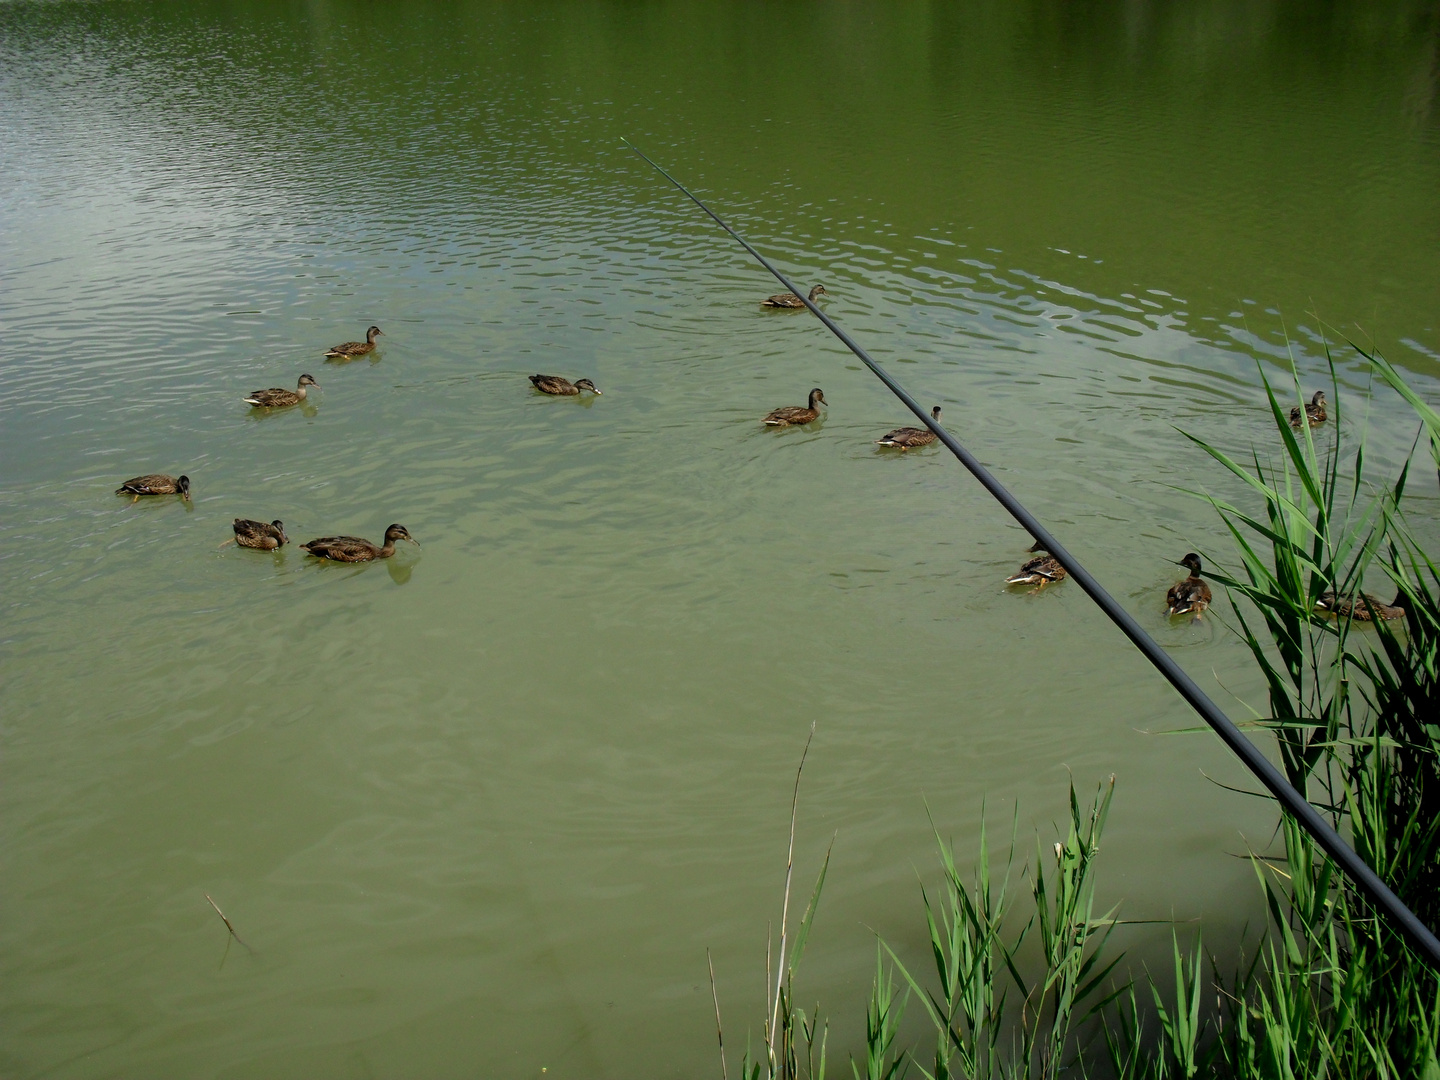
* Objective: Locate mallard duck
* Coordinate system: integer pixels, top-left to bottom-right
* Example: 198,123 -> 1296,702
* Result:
1316,589 -> 1406,621
763,388 -> 827,426
1289,391 -> 1327,426
1006,541 -> 1067,587
301,524 -> 418,563
325,326 -> 383,358
761,284 -> 828,309
529,374 -> 601,396
1166,552 -> 1213,617
876,406 -> 942,449
244,374 -> 319,408
116,473 -> 190,503
232,518 -> 287,550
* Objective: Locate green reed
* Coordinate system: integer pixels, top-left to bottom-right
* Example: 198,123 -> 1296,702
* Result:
1180,339 -> 1440,1077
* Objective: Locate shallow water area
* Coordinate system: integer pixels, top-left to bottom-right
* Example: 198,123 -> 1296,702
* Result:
3,1 -> 1440,1076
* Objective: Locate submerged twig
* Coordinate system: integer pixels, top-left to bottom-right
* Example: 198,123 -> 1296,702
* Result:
205,892 -> 250,949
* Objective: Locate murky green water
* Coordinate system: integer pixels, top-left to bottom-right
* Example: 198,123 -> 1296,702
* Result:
4,1 -> 1440,1075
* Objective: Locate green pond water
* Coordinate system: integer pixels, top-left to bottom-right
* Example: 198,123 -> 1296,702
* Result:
3,1 -> 1440,1076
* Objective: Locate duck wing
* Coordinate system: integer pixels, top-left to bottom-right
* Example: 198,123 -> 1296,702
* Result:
529,374 -> 575,395
301,535 -> 379,561
877,426 -> 933,447
1166,578 -> 1212,615
244,387 -> 300,407
761,292 -> 803,308
1007,554 -> 1065,584
233,518 -> 284,549
763,406 -> 815,425
325,341 -> 368,357
116,473 -> 177,495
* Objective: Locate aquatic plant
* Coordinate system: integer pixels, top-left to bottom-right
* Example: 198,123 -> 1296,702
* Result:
1179,341 -> 1440,1077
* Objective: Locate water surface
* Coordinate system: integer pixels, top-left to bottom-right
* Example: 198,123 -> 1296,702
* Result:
3,2 -> 1440,1076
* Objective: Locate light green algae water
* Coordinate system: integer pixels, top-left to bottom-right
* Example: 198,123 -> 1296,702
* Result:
3,2 -> 1439,1076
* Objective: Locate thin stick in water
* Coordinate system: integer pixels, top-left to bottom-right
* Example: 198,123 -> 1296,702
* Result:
205,893 -> 250,949
769,720 -> 816,1066
707,947 -> 728,1080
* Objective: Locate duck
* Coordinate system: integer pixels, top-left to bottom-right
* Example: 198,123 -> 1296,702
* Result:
761,284 -> 828,309
232,518 -> 288,550
325,326 -> 383,358
1006,541 -> 1067,587
763,388 -> 827,426
1290,391 -> 1327,427
876,406 -> 942,450
116,473 -> 190,503
1166,552 -> 1213,618
1316,589 -> 1406,622
301,524 -> 418,563
529,374 -> 601,396
244,374 -> 319,408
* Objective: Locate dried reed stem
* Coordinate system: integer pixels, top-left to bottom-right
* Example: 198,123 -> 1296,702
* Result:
707,947 -> 728,1080
205,893 -> 250,949
768,720 -> 816,1068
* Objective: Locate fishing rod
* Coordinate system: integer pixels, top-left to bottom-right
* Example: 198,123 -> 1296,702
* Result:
621,138 -> 1440,969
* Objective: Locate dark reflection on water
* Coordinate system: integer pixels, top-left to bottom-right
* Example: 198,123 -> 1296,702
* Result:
2,1 -> 1440,1077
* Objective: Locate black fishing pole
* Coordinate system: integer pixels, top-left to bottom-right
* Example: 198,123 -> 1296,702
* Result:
622,138 -> 1440,969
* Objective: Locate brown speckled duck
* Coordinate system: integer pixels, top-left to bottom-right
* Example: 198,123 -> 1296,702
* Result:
1316,588 -> 1406,622
763,388 -> 827,426
232,518 -> 288,550
761,284 -> 828,309
1290,391 -> 1327,427
116,474 -> 190,503
529,374 -> 601,396
301,524 -> 418,563
1006,541 -> 1067,587
325,326 -> 383,358
244,374 -> 318,408
1166,553 -> 1213,618
876,406 -> 942,450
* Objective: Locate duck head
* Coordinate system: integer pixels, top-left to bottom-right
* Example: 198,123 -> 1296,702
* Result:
298,374 -> 320,390
808,388 -> 828,409
576,378 -> 601,395
808,285 -> 828,301
1311,390 -> 1326,407
177,475 -> 191,502
1027,540 -> 1048,553
385,524 -> 419,547
271,520 -> 288,544
931,406 -> 942,421
1176,552 -> 1203,576
367,326 -> 384,343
